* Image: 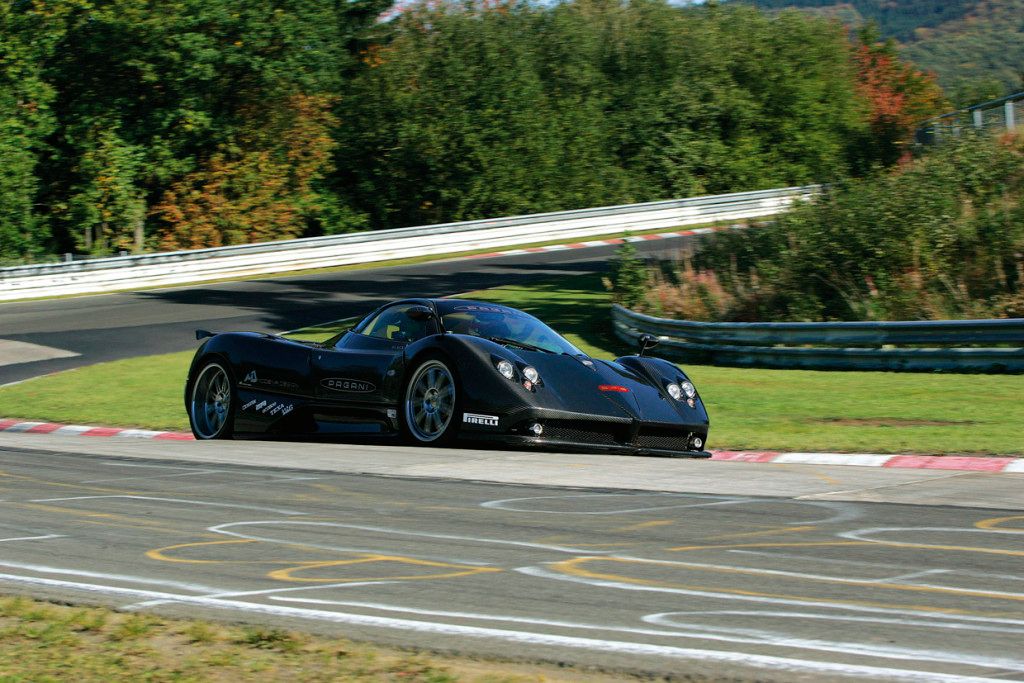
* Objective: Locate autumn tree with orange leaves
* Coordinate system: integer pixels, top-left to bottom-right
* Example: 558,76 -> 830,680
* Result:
852,24 -> 947,166
154,95 -> 340,250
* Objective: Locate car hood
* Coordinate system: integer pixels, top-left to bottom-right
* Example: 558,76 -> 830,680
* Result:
513,352 -> 693,424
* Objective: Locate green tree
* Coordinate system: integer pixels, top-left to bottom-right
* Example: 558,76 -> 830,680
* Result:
69,125 -> 146,254
0,0 -> 79,262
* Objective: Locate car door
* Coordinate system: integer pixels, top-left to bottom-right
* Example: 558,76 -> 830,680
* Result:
310,302 -> 437,406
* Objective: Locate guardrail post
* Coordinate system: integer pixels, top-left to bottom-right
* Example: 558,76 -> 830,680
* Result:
63,253 -> 72,263
1006,101 -> 1016,131
972,109 -> 984,129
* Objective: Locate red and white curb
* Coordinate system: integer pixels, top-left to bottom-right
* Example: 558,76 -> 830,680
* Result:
469,225 -> 735,259
0,419 -> 192,441
712,450 -> 1024,473
2,418 -> 1021,472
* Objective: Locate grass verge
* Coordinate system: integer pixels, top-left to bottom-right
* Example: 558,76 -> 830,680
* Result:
1,272 -> 1020,454
0,594 -> 619,682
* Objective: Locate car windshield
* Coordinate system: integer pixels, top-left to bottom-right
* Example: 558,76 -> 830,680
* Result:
437,302 -> 583,355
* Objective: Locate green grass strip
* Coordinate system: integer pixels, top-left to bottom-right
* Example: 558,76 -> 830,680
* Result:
0,594 -> 611,682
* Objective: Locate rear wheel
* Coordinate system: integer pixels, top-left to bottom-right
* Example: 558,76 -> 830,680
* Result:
189,361 -> 235,440
403,358 -> 458,444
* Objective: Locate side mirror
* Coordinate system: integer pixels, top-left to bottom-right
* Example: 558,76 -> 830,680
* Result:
638,333 -> 659,357
406,305 -> 434,322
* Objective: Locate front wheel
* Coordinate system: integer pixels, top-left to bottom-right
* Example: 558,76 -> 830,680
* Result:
189,360 -> 235,440
403,358 -> 459,444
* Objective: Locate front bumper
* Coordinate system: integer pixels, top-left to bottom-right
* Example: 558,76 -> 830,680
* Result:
458,405 -> 709,458
464,432 -> 711,458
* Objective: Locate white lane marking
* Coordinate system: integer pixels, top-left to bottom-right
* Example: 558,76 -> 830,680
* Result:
840,526 -> 1024,543
728,549 -> 1024,582
884,569 -> 950,583
127,580 -> 402,610
0,534 -> 64,543
0,339 -> 79,367
81,470 -> 228,484
210,521 -> 492,566
0,569 -> 1006,682
481,493 -> 751,515
89,462 -> 322,485
640,612 -> 1024,672
97,462 -> 199,469
212,520 -> 605,557
268,595 -> 686,635
598,554 -> 1024,599
515,566 -> 1024,627
650,610 -> 1024,635
0,559 -> 223,594
480,494 -> 864,525
29,495 -> 306,516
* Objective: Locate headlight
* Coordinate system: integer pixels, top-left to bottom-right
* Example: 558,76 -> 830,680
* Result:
496,360 -> 515,380
666,383 -> 682,400
680,381 -> 696,399
523,366 -> 539,383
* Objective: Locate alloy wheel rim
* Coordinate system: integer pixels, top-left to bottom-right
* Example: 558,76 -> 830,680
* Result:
192,364 -> 231,438
406,360 -> 455,442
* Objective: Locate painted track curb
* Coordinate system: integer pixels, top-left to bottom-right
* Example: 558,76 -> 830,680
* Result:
467,225 -> 728,260
2,418 -> 1020,473
0,418 -> 192,441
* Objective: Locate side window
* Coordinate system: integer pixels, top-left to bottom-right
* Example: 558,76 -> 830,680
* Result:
358,304 -> 432,343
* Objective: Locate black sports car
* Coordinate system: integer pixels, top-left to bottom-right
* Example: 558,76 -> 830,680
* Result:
184,298 -> 710,457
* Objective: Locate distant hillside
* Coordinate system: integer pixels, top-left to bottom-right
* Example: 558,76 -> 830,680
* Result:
739,0 -> 1024,97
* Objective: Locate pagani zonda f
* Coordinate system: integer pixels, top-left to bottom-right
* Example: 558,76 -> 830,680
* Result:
184,298 -> 710,457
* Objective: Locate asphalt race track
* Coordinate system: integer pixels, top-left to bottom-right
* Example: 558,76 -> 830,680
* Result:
0,237 -> 692,386
1,434 -> 1023,681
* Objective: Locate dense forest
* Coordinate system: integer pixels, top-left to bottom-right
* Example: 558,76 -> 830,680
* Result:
1,0 -> 944,265
743,0 -> 1024,97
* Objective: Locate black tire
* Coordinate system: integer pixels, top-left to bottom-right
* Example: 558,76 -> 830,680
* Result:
188,360 -> 236,440
402,356 -> 460,445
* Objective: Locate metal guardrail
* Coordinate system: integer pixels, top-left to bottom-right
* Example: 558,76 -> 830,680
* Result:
0,186 -> 817,301
916,91 -> 1022,143
612,305 -> 1024,373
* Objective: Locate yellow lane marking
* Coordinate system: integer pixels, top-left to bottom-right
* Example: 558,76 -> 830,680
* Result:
75,520 -> 221,537
148,540 -> 502,584
0,470 -> 139,496
551,556 -> 1021,614
701,526 -> 817,542
14,502 -> 185,532
148,540 -> 261,564
614,520 -> 674,532
672,536 -> 1024,559
777,464 -> 842,485
268,556 -> 501,583
861,540 -> 1024,557
976,515 -> 1024,532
